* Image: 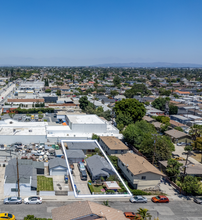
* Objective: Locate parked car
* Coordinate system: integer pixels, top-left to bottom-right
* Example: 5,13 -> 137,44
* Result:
151,195 -> 169,203
3,197 -> 22,204
194,197 -> 202,204
54,113 -> 57,117
24,196 -> 42,204
80,170 -> 87,181
0,213 -> 15,220
177,142 -> 186,146
77,162 -> 85,171
124,212 -> 141,220
129,196 -> 147,203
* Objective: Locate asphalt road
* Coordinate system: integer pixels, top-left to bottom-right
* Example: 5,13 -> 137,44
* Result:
1,200 -> 202,220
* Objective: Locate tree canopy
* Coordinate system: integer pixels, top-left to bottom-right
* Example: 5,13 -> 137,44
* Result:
166,159 -> 183,180
124,83 -> 152,98
114,99 -> 146,130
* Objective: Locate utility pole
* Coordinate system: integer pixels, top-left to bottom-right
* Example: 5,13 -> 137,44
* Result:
16,157 -> 20,197
152,134 -> 157,165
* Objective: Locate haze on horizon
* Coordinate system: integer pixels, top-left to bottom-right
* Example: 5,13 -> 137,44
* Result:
0,0 -> 202,66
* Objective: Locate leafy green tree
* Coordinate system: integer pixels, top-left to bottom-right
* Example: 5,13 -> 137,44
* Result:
193,137 -> 202,162
56,89 -> 61,96
123,120 -> 156,147
174,126 -> 183,132
45,89 -> 51,93
113,76 -> 121,86
140,135 -> 174,163
79,96 -> 89,111
136,208 -> 152,220
166,159 -> 183,180
151,79 -> 160,87
159,88 -> 171,96
169,104 -> 178,115
110,90 -> 119,98
125,83 -> 151,98
177,176 -> 202,195
92,134 -> 99,141
114,99 -> 146,129
152,97 -> 170,111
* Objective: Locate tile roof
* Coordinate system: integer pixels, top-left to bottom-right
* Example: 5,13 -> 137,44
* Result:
174,90 -> 190,94
51,201 -> 127,220
100,136 -> 128,150
118,152 -> 164,176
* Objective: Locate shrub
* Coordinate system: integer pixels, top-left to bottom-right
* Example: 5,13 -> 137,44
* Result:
131,189 -> 151,195
88,181 -> 94,193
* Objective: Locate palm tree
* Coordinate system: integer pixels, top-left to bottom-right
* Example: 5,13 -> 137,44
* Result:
189,125 -> 202,141
136,208 -> 152,220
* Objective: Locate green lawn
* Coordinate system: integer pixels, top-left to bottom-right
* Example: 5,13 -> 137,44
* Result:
37,176 -> 54,191
93,185 -> 104,192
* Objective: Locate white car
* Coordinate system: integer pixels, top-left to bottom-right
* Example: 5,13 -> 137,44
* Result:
130,196 -> 147,203
24,196 -> 42,204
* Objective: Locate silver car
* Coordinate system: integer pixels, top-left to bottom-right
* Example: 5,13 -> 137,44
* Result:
24,196 -> 42,204
4,197 -> 22,204
130,195 -> 147,203
194,197 -> 202,204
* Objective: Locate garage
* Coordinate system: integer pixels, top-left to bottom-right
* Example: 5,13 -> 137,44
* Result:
66,150 -> 85,163
49,158 -> 68,176
51,167 -> 67,176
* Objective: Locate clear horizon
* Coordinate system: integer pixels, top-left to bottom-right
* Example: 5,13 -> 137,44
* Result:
0,0 -> 202,66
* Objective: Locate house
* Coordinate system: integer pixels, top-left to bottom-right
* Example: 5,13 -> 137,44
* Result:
174,90 -> 191,95
146,106 -> 164,116
118,152 -> 164,189
49,157 -> 68,175
8,158 -> 44,174
101,98 -> 116,105
65,141 -> 98,154
170,115 -> 190,125
86,155 -> 115,181
164,129 -> 192,144
159,160 -> 202,177
142,116 -> 156,123
99,136 -> 129,155
66,150 -> 85,163
51,201 -> 128,220
4,159 -> 44,196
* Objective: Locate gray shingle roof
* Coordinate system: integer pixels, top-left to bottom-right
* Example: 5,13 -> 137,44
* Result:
86,155 -> 114,178
66,150 -> 85,159
49,157 -> 67,169
66,142 -> 98,150
8,158 -> 44,169
5,164 -> 37,185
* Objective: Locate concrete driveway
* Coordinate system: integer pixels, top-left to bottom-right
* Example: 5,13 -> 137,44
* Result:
72,163 -> 90,195
52,175 -> 69,192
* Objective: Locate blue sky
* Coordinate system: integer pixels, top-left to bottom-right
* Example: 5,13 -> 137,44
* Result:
0,0 -> 202,66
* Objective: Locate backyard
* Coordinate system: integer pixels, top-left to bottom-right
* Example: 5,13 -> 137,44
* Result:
37,176 -> 54,191
191,152 -> 202,163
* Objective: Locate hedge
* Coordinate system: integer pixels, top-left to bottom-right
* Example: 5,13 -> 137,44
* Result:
13,107 -> 54,114
88,181 -> 94,193
24,215 -> 52,220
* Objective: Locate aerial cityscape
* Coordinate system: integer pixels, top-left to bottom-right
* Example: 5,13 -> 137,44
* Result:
0,0 -> 202,220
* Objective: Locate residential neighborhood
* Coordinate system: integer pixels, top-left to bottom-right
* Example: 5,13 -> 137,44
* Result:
1,66 -> 202,219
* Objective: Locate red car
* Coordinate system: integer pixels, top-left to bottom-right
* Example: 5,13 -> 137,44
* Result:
124,212 -> 141,220
151,195 -> 169,203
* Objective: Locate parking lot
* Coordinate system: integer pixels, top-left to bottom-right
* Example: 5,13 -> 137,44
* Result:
0,113 -> 57,123
72,163 -> 90,195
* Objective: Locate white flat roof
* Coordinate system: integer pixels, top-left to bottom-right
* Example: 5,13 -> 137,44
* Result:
67,114 -> 105,124
0,127 -> 46,136
0,119 -> 48,127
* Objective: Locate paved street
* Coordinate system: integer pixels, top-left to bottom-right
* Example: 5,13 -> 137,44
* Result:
1,200 -> 202,220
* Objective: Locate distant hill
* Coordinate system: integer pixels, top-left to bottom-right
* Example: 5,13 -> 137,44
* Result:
93,62 -> 202,68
